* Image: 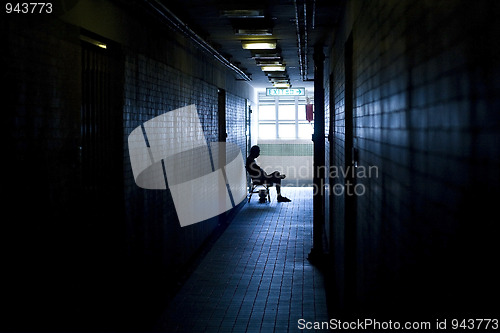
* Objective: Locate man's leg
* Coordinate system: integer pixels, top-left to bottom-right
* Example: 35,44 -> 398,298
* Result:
269,173 -> 290,202
271,171 -> 286,179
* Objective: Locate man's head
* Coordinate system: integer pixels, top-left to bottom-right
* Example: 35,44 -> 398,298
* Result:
250,145 -> 260,157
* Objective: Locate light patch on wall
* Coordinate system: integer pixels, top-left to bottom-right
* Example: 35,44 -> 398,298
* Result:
80,35 -> 107,49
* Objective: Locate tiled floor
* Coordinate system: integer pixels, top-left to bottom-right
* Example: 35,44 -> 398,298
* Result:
156,187 -> 329,332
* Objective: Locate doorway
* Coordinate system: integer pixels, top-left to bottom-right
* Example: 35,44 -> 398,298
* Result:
344,33 -> 357,310
80,32 -> 123,225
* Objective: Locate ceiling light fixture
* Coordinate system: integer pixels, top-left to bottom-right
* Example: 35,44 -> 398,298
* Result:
273,83 -> 290,88
235,28 -> 272,36
256,60 -> 283,66
252,53 -> 282,60
261,65 -> 286,71
242,41 -> 277,50
269,77 -> 289,82
268,77 -> 289,81
271,80 -> 290,84
220,9 -> 265,18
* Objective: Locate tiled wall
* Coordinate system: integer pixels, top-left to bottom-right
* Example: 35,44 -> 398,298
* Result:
4,16 -> 85,330
5,20 -> 81,220
123,53 -> 217,276
226,92 -> 248,157
4,2 -> 252,331
326,0 -> 500,320
257,140 -> 314,186
123,52 -> 249,276
115,14 -> 252,331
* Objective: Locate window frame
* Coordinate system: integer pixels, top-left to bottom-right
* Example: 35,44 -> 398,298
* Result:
258,94 -> 314,140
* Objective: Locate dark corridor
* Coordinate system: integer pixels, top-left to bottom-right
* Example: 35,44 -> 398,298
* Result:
3,0 -> 500,332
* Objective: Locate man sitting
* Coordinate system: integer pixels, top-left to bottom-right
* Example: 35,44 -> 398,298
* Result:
246,145 -> 291,202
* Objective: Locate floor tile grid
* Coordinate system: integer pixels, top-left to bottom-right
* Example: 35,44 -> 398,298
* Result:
156,188 -> 329,333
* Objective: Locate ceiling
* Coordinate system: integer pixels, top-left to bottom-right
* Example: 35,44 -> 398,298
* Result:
156,0 -> 345,91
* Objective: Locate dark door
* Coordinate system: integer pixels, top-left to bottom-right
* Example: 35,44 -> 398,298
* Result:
217,88 -> 228,211
218,88 -> 227,142
78,32 -> 125,329
328,73 -> 336,256
80,33 -> 123,226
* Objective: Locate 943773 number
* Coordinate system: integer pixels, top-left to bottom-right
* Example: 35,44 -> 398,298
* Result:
451,319 -> 499,330
6,3 -> 53,14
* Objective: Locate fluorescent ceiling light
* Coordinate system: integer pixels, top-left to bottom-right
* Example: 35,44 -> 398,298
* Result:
252,53 -> 282,60
273,83 -> 290,88
261,66 -> 286,71
242,41 -> 276,50
269,78 -> 290,82
235,28 -> 272,36
270,81 -> 289,85
256,60 -> 283,66
268,77 -> 289,81
221,9 -> 264,18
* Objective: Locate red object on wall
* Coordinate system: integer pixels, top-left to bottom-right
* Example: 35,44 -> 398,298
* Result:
306,104 -> 314,122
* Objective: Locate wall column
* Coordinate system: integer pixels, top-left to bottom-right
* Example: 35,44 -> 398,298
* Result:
309,44 -> 326,263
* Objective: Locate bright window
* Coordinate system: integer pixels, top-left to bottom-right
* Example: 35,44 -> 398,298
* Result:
258,95 -> 314,140
259,124 -> 276,139
297,105 -> 307,121
278,104 -> 295,120
278,124 -> 295,139
298,123 -> 314,139
259,104 -> 276,120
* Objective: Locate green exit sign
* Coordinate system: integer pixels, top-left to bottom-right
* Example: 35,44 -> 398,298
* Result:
266,88 -> 306,96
